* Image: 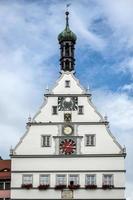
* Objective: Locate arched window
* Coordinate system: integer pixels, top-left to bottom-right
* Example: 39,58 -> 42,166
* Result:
65,60 -> 69,70
65,43 -> 69,56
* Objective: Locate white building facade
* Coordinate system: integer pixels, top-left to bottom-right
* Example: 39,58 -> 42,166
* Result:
11,11 -> 126,200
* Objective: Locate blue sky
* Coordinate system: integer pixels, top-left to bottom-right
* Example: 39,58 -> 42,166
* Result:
0,0 -> 133,199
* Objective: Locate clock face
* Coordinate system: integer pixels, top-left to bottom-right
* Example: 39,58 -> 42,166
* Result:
60,139 -> 76,155
63,125 -> 73,135
58,97 -> 78,111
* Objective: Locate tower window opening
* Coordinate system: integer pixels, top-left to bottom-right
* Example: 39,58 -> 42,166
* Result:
65,60 -> 69,70
52,106 -> 58,115
65,80 -> 70,88
65,43 -> 69,56
78,106 -> 84,114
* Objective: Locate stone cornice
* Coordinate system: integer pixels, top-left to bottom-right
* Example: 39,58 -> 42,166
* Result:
44,93 -> 92,97
27,121 -> 109,126
11,199 -> 126,200
11,153 -> 126,158
12,170 -> 126,173
11,187 -> 125,190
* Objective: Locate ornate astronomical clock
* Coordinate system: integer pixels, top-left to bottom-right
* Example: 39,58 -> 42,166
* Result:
58,96 -> 78,111
59,138 -> 76,155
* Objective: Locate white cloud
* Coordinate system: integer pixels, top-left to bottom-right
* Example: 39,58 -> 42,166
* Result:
93,88 -> 133,195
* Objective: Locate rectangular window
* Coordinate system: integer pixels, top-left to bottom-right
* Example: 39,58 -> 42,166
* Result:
86,175 -> 96,185
56,174 -> 66,185
103,175 -> 113,185
41,135 -> 51,147
40,174 -> 50,185
65,80 -> 70,88
52,106 -> 57,115
5,182 -> 10,190
0,181 -> 4,190
78,106 -> 83,114
23,175 -> 32,185
69,175 -> 79,185
85,134 -> 95,146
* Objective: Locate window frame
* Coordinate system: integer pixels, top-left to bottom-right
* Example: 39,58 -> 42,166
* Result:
65,80 -> 70,88
85,134 -> 96,146
39,174 -> 50,185
52,106 -> 58,115
103,174 -> 114,185
85,174 -> 96,185
68,174 -> 79,185
56,174 -> 67,185
22,174 -> 33,185
5,181 -> 10,190
41,135 -> 51,147
78,106 -> 84,115
0,181 -> 4,190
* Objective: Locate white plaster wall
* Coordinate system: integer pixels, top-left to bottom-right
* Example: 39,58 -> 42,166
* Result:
12,157 -> 125,171
52,73 -> 84,94
35,96 -> 101,123
11,188 -> 125,199
15,125 -> 58,155
79,125 -> 121,154
15,123 -> 121,155
34,72 -> 102,123
75,189 -> 125,199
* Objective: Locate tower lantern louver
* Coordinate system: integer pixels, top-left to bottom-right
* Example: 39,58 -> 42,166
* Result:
58,11 -> 77,72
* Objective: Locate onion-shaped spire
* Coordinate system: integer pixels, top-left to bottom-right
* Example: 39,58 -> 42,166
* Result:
58,11 -> 77,72
58,11 -> 77,44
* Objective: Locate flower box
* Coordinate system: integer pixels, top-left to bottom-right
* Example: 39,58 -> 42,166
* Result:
85,184 -> 97,189
55,184 -> 67,190
21,184 -> 32,189
38,184 -> 49,190
102,184 -> 114,189
68,184 -> 80,189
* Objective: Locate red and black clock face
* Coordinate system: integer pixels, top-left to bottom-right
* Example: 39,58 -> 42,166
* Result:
60,139 -> 76,155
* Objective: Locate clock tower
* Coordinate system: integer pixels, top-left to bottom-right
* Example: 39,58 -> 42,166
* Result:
11,11 -> 126,200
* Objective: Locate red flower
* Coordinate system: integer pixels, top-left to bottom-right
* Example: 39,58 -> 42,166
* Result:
102,184 -> 114,189
21,184 -> 32,189
68,184 -> 80,189
55,185 -> 67,190
85,184 -> 97,189
38,184 -> 49,190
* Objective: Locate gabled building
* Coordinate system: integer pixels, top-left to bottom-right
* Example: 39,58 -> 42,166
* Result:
11,11 -> 126,200
0,159 -> 11,200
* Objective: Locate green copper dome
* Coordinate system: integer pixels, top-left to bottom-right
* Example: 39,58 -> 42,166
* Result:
58,11 -> 77,43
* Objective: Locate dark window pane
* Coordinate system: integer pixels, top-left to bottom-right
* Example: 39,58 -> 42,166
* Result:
65,80 -> 70,88
78,106 -> 83,114
52,106 -> 57,115
0,182 -> 4,190
5,182 -> 10,190
42,136 -> 51,147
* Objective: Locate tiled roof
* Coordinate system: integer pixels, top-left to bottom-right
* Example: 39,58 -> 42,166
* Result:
0,160 -> 11,180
